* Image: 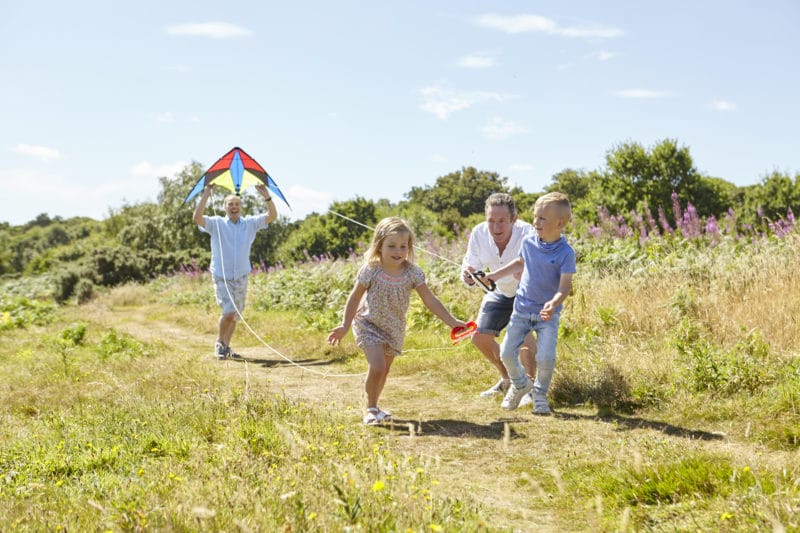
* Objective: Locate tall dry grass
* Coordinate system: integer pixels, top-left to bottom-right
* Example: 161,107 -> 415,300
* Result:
572,235 -> 799,352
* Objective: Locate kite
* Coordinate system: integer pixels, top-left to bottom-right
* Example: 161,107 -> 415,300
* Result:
183,146 -> 290,208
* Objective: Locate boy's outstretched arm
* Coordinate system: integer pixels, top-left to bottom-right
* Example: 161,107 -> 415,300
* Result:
327,281 -> 366,345
540,273 -> 574,321
415,283 -> 466,330
486,257 -> 524,285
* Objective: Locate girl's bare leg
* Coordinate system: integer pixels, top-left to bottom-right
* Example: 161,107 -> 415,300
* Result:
364,345 -> 394,408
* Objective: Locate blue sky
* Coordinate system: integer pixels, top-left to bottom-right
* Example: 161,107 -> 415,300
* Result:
2,1 -> 798,225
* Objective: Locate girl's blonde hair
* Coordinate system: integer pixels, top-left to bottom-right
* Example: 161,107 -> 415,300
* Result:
364,217 -> 416,265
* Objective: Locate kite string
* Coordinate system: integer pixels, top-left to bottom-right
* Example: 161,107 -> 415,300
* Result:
326,209 -> 480,352
208,204 -> 472,375
327,210 -> 463,268
212,204 -> 365,378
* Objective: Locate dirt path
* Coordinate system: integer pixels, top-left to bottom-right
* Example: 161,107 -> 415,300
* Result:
89,301 -> 773,532
88,301 -> 565,530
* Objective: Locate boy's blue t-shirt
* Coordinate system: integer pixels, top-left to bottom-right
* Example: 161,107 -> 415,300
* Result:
514,234 -> 576,315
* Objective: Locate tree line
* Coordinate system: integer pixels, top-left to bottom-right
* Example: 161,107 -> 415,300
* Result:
1,138 -> 798,303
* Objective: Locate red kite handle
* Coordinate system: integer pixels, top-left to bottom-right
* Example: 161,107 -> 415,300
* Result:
450,321 -> 478,345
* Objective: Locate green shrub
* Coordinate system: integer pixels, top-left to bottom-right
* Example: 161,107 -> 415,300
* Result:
74,278 -> 96,304
251,260 -> 358,330
91,246 -> 148,286
59,322 -> 87,346
97,328 -> 148,360
52,268 -> 83,303
673,320 -> 780,395
0,296 -> 57,331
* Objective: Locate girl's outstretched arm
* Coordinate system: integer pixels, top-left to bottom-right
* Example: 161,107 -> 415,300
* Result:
415,283 -> 466,330
327,281 -> 366,345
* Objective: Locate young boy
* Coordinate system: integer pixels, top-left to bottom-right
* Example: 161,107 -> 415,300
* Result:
486,192 -> 576,415
461,193 -> 537,401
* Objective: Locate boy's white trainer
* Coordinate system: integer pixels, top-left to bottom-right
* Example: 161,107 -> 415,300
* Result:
501,379 -> 534,410
518,391 -> 533,407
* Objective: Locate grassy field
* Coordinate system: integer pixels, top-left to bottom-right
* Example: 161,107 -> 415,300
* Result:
1,233 -> 799,531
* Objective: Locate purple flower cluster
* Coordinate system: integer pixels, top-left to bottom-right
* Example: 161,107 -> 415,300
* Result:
587,192 -> 796,243
177,260 -> 203,277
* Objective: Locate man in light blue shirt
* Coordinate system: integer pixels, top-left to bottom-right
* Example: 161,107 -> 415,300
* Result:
193,183 -> 277,359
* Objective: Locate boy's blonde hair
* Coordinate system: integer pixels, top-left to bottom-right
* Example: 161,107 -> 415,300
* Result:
365,217 -> 416,265
534,192 -> 572,222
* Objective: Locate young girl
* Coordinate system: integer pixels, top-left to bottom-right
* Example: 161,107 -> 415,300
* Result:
327,217 -> 467,425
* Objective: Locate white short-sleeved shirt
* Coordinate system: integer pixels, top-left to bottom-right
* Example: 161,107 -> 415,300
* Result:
461,219 -> 533,298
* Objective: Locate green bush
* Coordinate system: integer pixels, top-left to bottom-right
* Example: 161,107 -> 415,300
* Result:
59,322 -> 87,346
91,246 -> 148,286
251,260 -> 359,330
52,267 -> 95,303
97,328 -> 148,360
0,296 -> 56,331
74,278 -> 96,304
672,320 -> 780,395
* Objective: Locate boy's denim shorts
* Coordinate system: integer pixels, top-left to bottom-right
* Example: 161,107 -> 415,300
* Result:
475,292 -> 515,336
213,275 -> 248,318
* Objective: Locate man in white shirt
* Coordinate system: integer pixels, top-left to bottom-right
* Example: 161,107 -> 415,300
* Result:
462,193 -> 536,401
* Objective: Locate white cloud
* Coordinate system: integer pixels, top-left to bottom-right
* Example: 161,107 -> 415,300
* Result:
283,185 -> 333,221
11,144 -> 62,161
712,100 -> 737,111
129,160 -> 188,179
612,89 -> 672,99
481,118 -> 528,140
0,168 -> 161,224
589,50 -> 615,61
457,54 -> 495,69
558,25 -> 625,39
0,169 -> 89,224
475,13 -> 556,34
0,168 -> 66,197
474,13 -> 623,39
166,22 -> 251,39
156,112 -> 176,123
419,85 -> 516,120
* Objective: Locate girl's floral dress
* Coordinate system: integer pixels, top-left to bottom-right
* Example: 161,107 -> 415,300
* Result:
353,262 -> 425,355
